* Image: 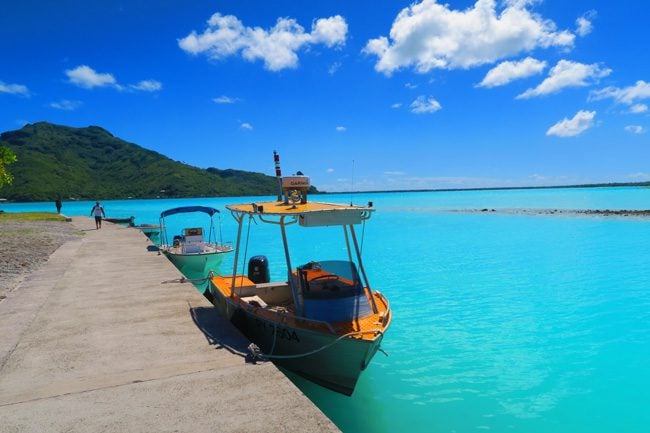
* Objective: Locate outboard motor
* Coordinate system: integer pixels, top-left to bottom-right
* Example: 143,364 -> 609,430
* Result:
248,255 -> 270,284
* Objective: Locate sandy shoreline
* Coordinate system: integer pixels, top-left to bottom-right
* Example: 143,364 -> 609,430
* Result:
0,219 -> 82,300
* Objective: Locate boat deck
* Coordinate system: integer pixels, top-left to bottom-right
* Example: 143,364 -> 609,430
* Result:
210,275 -> 390,340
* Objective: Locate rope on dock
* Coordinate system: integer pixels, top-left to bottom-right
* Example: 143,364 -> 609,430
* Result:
160,270 -> 217,285
161,276 -> 209,284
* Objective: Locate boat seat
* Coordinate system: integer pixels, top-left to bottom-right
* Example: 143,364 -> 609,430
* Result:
182,242 -> 204,254
242,295 -> 268,308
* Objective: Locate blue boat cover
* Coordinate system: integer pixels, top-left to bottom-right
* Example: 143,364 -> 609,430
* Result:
160,206 -> 220,218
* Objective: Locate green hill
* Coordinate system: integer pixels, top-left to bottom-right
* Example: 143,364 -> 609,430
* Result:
0,122 -> 309,201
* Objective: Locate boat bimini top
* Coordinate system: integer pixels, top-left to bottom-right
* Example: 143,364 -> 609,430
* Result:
160,206 -> 220,218
226,201 -> 374,227
159,205 -> 222,248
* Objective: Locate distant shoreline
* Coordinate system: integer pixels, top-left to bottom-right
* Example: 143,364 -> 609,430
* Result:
2,181 -> 649,203
452,208 -> 650,218
335,181 -> 650,195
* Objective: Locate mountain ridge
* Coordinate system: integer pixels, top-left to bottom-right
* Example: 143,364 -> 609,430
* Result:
0,122 -> 308,202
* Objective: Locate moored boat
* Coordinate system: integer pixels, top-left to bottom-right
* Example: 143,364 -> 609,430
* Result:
159,206 -> 233,279
208,175 -> 391,395
104,216 -> 135,226
134,223 -> 162,244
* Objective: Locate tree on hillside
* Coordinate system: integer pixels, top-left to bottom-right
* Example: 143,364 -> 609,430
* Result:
0,145 -> 17,188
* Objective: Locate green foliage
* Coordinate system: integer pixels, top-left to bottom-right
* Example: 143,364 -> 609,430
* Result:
0,122 -> 311,201
0,212 -> 66,222
0,144 -> 17,188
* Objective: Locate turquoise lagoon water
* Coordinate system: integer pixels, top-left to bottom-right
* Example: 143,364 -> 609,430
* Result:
3,187 -> 649,433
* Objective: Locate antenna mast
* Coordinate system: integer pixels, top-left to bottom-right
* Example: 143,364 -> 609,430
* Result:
273,150 -> 283,202
350,159 -> 355,205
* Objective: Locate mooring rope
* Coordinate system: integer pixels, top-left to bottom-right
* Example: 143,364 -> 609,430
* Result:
247,329 -> 385,361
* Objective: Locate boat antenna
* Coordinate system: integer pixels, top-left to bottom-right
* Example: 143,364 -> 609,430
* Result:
350,159 -> 355,206
274,150 -> 283,202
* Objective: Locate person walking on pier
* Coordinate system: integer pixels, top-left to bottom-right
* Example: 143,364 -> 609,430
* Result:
55,197 -> 62,214
90,201 -> 105,229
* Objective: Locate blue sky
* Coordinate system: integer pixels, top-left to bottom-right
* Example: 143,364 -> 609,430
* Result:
2,0 -> 649,192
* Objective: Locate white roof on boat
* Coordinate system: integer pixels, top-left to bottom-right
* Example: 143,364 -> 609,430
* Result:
227,201 -> 374,226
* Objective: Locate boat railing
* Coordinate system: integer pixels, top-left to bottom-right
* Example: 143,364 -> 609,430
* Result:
374,291 -> 391,327
219,240 -> 234,251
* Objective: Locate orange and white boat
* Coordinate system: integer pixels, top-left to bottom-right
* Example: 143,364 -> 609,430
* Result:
208,176 -> 391,395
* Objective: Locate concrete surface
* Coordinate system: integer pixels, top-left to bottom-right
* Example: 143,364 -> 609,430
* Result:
0,217 -> 339,433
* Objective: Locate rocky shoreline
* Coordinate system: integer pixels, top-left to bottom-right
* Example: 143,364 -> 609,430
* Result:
0,219 -> 82,301
461,208 -> 650,217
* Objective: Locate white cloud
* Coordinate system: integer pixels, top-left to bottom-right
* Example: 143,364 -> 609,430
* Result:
590,80 -> 650,105
213,95 -> 238,104
576,10 -> 596,37
130,80 -> 162,92
318,171 -> 599,192
410,95 -> 442,114
326,168 -> 335,173
628,172 -> 650,180
311,15 -> 348,46
0,80 -> 29,96
624,125 -> 645,134
50,99 -> 82,111
528,173 -> 571,183
179,13 -> 347,71
405,82 -> 418,89
65,65 -> 161,93
363,0 -> 575,75
517,60 -> 611,99
576,17 -> 592,37
546,110 -> 596,137
240,122 -> 253,130
630,104 -> 648,114
478,57 -> 546,88
335,126 -> 346,132
391,102 -> 403,109
328,62 -> 342,75
66,65 -> 117,89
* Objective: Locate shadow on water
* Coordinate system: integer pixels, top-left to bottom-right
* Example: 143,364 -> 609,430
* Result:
189,305 -> 249,359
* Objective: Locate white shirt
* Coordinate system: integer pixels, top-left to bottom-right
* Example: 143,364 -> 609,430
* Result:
91,205 -> 104,217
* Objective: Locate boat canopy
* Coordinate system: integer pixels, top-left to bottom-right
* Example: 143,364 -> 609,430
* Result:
227,201 -> 374,227
160,206 -> 220,218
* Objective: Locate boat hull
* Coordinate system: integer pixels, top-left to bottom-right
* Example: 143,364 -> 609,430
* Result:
104,217 -> 134,227
136,225 -> 161,244
163,250 -> 226,280
209,284 -> 383,395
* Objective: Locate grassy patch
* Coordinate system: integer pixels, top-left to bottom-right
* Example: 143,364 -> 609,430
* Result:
0,212 -> 66,222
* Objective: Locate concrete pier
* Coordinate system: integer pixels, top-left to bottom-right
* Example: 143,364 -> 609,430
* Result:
0,217 -> 339,433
